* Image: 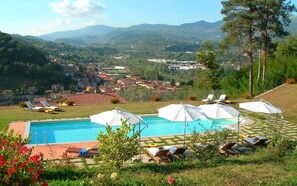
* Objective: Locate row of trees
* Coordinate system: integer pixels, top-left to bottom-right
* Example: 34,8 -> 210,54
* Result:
220,0 -> 296,97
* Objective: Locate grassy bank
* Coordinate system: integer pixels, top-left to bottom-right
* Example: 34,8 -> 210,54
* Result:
42,154 -> 297,185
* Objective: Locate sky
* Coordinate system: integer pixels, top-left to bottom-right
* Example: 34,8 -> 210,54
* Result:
0,0 -> 297,36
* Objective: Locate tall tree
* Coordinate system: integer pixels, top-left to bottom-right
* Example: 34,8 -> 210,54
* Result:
196,42 -> 221,91
255,0 -> 296,81
221,0 -> 257,97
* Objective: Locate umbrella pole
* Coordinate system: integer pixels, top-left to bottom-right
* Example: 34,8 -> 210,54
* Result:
237,114 -> 240,142
139,121 -> 141,160
183,120 -> 186,147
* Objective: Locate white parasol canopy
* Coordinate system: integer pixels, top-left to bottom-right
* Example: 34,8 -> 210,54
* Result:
198,103 -> 240,119
239,99 -> 282,115
158,103 -> 206,146
198,103 -> 241,140
90,109 -> 143,126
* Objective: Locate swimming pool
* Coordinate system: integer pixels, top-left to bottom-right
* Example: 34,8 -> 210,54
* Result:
27,116 -> 237,145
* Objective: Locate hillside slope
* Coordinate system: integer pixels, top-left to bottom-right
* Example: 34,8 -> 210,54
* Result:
0,32 -> 71,91
255,84 -> 297,123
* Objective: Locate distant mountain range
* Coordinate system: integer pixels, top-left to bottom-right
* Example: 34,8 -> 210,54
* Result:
38,20 -> 225,45
38,17 -> 297,46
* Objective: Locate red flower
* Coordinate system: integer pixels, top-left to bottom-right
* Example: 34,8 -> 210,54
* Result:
28,168 -> 34,173
37,168 -> 44,174
0,159 -> 6,167
29,154 -> 40,164
168,177 -> 174,185
2,139 -> 8,144
10,159 -> 19,165
7,167 -> 17,175
20,163 -> 27,169
12,142 -> 18,147
18,146 -> 29,154
42,181 -> 48,186
31,178 -> 37,184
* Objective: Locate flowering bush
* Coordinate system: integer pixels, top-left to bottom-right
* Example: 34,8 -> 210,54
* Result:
109,98 -> 120,104
286,78 -> 296,84
0,130 -> 46,185
151,95 -> 161,102
187,95 -> 197,101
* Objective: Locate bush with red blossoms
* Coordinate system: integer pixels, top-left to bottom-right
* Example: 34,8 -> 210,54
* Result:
0,130 -> 46,185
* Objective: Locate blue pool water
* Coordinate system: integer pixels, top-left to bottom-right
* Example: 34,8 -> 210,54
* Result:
28,116 -> 236,145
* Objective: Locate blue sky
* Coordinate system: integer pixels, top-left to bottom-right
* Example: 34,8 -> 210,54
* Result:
0,0 -> 296,36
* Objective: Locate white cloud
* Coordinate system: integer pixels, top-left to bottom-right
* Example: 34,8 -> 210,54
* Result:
50,0 -> 105,17
22,18 -> 72,36
83,20 -> 98,27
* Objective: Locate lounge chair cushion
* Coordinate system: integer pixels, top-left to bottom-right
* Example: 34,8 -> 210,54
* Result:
147,148 -> 160,156
163,146 -> 177,154
80,148 -> 87,157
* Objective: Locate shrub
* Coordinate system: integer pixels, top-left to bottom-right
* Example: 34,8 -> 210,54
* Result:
95,119 -> 139,169
187,95 -> 197,101
286,78 -> 296,84
109,98 -> 120,104
241,93 -> 251,99
151,95 -> 161,102
191,126 -> 236,164
0,130 -> 46,185
65,100 -> 75,106
18,101 -> 26,108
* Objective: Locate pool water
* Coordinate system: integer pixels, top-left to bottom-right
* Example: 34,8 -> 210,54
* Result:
28,116 -> 236,145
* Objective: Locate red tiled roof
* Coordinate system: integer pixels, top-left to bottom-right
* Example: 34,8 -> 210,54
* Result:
66,92 -> 128,105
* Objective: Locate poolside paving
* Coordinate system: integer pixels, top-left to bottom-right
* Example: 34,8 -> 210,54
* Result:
7,113 -> 297,165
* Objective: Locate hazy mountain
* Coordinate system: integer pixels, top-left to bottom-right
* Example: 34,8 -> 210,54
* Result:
39,25 -> 114,41
36,17 -> 297,46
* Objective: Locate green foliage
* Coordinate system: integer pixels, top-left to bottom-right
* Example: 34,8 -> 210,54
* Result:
195,42 -> 222,91
96,119 -> 139,169
0,31 -> 71,91
191,126 -> 236,164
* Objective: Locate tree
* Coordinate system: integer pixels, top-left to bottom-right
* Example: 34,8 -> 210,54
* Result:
221,0 -> 258,97
96,119 -> 139,169
196,42 -> 221,91
255,0 -> 295,82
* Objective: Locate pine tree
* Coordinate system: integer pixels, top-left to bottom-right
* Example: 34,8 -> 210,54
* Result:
255,0 -> 295,82
221,0 -> 258,97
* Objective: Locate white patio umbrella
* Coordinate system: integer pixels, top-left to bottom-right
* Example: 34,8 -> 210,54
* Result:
198,103 -> 241,139
90,108 -> 146,159
158,103 -> 207,146
90,108 -> 143,126
239,99 -> 282,117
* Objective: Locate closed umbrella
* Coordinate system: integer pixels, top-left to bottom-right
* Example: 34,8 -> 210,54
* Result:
198,103 -> 241,139
158,103 -> 206,146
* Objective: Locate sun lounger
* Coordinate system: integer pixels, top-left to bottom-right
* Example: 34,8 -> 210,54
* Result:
40,100 -> 60,111
146,148 -> 170,163
202,94 -> 214,103
218,142 -> 239,156
163,146 -> 187,159
242,136 -> 268,146
65,147 -> 100,158
25,101 -> 44,112
215,94 -> 227,103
